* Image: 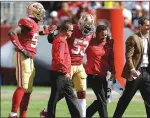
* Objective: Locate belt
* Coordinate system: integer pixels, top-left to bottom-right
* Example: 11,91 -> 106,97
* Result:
138,67 -> 148,71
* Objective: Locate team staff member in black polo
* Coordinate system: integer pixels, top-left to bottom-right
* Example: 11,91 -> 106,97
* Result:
113,17 -> 150,118
47,21 -> 81,118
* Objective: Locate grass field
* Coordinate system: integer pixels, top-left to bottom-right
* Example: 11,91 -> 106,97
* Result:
1,86 -> 147,118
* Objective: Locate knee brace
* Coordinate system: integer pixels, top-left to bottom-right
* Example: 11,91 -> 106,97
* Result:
77,91 -> 86,99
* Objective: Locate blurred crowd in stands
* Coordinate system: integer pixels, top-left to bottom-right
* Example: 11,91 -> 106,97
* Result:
1,1 -> 149,31
39,1 -> 149,32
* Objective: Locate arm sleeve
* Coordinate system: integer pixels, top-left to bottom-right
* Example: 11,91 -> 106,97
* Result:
55,42 -> 67,74
18,18 -> 33,28
9,34 -> 23,50
58,42 -> 65,61
57,41 -> 68,73
125,36 -> 135,70
8,18 -> 33,50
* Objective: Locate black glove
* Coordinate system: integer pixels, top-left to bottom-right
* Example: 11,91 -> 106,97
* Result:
21,49 -> 30,58
47,33 -> 57,44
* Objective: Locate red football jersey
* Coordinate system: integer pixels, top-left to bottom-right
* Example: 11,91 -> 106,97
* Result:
18,17 -> 40,58
68,24 -> 93,65
50,34 -> 71,74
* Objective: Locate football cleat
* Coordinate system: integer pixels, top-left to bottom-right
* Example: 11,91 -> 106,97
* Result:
40,109 -> 48,118
8,112 -> 18,118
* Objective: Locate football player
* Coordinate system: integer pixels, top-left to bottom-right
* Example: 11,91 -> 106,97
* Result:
68,13 -> 94,117
40,13 -> 95,118
8,2 -> 45,118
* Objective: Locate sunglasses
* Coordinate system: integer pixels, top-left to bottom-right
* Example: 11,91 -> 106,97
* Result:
102,34 -> 107,37
68,29 -> 73,32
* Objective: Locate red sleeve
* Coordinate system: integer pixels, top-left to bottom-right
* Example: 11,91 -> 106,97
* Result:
58,41 -> 69,73
53,39 -> 68,73
9,34 -> 23,50
39,25 -> 58,35
58,41 -> 65,62
18,18 -> 33,28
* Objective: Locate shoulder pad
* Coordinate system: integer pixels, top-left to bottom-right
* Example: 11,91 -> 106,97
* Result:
18,18 -> 33,28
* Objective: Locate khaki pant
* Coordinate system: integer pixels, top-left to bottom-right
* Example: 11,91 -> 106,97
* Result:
14,52 -> 35,92
71,64 -> 87,91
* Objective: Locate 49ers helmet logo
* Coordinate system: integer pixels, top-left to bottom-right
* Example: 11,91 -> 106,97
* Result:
27,2 -> 45,21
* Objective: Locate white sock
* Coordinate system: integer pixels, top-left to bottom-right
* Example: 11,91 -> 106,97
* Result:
44,107 -> 47,112
78,99 -> 86,117
9,112 -> 17,117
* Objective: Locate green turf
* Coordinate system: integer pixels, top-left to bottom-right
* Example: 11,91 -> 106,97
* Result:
1,86 -> 146,117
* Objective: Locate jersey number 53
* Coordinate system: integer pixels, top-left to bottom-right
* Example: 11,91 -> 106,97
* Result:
71,38 -> 89,56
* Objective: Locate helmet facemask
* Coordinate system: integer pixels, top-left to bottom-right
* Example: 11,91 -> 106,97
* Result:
34,8 -> 45,21
82,23 -> 95,36
78,13 -> 95,36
